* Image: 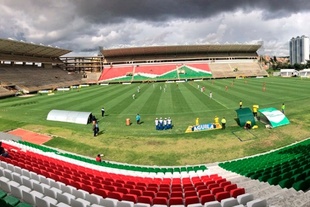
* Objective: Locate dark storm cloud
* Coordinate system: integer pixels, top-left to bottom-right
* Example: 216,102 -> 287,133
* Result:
74,0 -> 310,24
1,0 -> 310,56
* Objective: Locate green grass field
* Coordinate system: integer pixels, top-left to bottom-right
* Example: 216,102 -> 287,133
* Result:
1,77 -> 310,166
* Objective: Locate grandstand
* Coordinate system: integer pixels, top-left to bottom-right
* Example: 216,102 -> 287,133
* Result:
0,38 -> 81,97
1,39 -> 268,97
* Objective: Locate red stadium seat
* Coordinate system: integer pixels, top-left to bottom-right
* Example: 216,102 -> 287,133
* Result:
82,184 -> 95,194
123,184 -> 135,189
215,191 -> 230,202
215,178 -> 227,185
137,182 -> 147,187
105,185 -> 116,192
184,186 -> 196,192
156,191 -> 170,199
194,182 -> 205,188
211,187 -> 224,195
200,194 -> 215,204
184,190 -> 197,197
71,181 -> 83,189
114,182 -> 124,188
169,197 -> 183,206
171,187 -> 183,192
142,191 -> 156,198
219,181 -> 232,188
153,197 -> 168,205
230,188 -> 245,198
170,191 -> 183,198
159,183 -> 170,189
198,189 -> 211,198
185,196 -> 200,206
137,196 -> 153,205
108,191 -> 123,201
224,184 -> 237,192
148,183 -> 159,188
135,185 -> 146,192
196,185 -> 209,192
93,183 -> 103,189
205,180 -> 216,186
146,187 -> 158,193
122,194 -> 138,203
208,183 -> 220,190
158,187 -> 170,193
129,189 -> 142,197
93,188 -> 108,198
117,187 -> 129,194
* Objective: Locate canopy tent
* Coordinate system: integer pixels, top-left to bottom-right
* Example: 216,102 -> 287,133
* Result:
47,110 -> 92,125
258,107 -> 290,128
280,69 -> 298,77
235,107 -> 256,127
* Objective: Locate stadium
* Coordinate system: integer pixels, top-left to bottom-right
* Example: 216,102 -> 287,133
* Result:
0,37 -> 310,207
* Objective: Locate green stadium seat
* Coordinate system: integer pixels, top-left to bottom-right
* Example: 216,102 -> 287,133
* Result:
280,171 -> 293,180
0,190 -> 7,199
267,176 -> 281,185
292,172 -> 307,182
278,178 -> 294,189
3,195 -> 20,206
292,178 -> 310,191
16,202 -> 33,207
258,174 -> 270,182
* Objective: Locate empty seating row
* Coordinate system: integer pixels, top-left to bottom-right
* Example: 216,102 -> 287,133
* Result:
219,138 -> 310,191
0,141 -> 249,206
16,140 -> 208,175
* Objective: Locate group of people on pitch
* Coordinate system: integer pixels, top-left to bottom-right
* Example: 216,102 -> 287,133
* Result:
155,117 -> 173,130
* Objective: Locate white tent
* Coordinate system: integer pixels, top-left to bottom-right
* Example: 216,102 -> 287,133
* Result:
280,69 -> 298,77
47,110 -> 92,125
299,69 -> 310,77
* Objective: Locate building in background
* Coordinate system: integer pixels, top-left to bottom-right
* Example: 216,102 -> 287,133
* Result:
289,35 -> 309,65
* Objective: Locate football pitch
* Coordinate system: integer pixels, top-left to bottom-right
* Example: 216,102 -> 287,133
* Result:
0,77 -> 310,166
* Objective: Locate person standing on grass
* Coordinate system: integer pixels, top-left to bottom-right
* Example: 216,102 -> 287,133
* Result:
93,121 -> 99,137
167,117 -> 172,129
221,117 -> 226,129
163,118 -> 167,130
101,107 -> 105,117
159,117 -> 163,130
281,103 -> 285,114
136,114 -> 141,124
155,118 -> 159,130
239,100 -> 243,109
209,91 -> 213,99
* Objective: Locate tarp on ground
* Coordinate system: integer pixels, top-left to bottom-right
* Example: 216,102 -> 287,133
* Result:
258,107 -> 290,128
235,107 -> 256,127
47,110 -> 92,125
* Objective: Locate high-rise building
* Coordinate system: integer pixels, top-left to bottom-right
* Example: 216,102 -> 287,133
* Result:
289,35 -> 309,65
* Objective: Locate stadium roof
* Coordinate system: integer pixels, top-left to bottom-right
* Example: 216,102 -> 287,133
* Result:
0,38 -> 71,58
101,44 -> 262,58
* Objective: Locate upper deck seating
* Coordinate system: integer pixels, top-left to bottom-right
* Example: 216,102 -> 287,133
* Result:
0,66 -> 82,93
99,62 -> 213,82
209,61 -> 267,78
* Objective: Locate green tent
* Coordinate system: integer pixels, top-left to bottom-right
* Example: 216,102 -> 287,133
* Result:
258,107 -> 290,128
235,107 -> 256,127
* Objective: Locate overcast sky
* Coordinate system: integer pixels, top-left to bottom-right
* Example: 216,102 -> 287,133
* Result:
1,0 -> 310,57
